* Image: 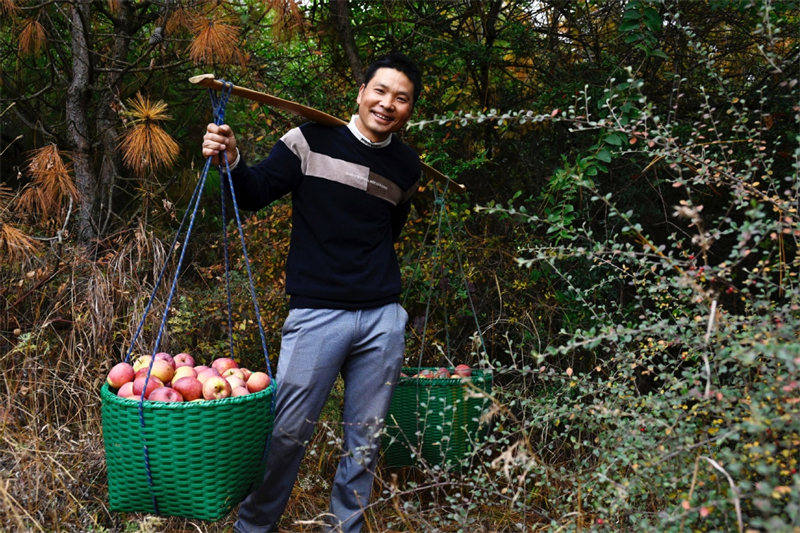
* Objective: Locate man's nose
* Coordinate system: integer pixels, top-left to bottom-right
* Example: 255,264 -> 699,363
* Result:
379,94 -> 394,109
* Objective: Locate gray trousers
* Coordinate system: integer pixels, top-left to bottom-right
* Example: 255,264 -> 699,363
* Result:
235,303 -> 408,533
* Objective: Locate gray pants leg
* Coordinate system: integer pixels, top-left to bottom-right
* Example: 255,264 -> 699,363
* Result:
234,303 -> 407,533
327,304 -> 407,532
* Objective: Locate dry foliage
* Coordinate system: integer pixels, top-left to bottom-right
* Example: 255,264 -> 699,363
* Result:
266,0 -> 306,42
18,18 -> 46,56
0,182 -> 13,204
165,4 -> 196,34
0,222 -> 39,261
107,0 -> 122,15
188,10 -> 241,65
14,185 -> 45,217
26,144 -> 78,216
119,93 -> 179,177
0,0 -> 17,16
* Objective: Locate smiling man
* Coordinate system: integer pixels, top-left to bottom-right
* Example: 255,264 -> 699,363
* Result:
202,53 -> 421,533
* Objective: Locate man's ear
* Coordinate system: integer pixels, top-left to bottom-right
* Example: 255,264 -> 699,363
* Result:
356,83 -> 366,105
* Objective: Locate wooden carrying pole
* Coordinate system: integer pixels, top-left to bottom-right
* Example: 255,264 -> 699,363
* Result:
189,74 -> 464,190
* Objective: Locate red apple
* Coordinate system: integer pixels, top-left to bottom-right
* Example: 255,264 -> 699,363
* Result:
246,372 -> 271,393
149,386 -> 184,402
454,364 -> 472,377
154,352 -> 175,369
417,369 -> 435,379
172,366 -> 197,382
132,355 -> 153,373
174,352 -> 195,368
434,367 -> 450,379
150,358 -> 175,384
240,368 -> 252,381
226,375 -> 246,390
197,368 -> 221,384
211,357 -> 238,375
107,362 -> 135,388
232,386 -> 249,397
117,381 -> 136,399
133,376 -> 163,399
222,368 -> 246,381
173,377 -> 204,401
194,365 -> 210,374
203,376 -> 232,400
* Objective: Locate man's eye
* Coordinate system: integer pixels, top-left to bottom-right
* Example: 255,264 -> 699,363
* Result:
397,97 -> 408,103
375,88 -> 384,93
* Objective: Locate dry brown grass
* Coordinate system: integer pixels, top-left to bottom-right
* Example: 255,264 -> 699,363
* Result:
18,18 -> 46,56
119,93 -> 179,177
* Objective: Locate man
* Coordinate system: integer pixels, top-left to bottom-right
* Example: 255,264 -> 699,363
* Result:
202,53 -> 421,532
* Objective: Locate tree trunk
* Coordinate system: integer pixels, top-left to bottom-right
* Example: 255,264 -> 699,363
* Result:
66,0 -> 96,244
96,3 -> 136,236
331,0 -> 364,84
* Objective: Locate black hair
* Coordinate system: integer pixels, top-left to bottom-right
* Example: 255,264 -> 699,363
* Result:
363,52 -> 422,104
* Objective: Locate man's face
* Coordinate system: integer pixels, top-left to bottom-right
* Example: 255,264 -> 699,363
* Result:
356,67 -> 414,143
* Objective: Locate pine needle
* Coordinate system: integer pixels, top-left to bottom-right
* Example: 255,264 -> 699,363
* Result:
165,4 -> 196,34
188,12 -> 241,65
15,186 -> 46,218
266,0 -> 306,42
0,222 -> 40,261
0,0 -> 18,16
26,145 -> 78,215
107,0 -> 122,15
119,93 -> 179,176
19,19 -> 46,56
0,183 -> 13,205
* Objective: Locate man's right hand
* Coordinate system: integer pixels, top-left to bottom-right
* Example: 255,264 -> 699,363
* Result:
203,123 -> 239,166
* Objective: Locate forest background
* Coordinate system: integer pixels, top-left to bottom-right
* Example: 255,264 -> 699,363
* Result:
1,0 -> 798,531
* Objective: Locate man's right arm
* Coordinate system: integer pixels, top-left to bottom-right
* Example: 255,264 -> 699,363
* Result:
227,141 -> 302,211
203,123 -> 302,211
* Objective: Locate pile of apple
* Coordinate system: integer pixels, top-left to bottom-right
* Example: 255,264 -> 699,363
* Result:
401,364 -> 473,379
106,352 -> 271,402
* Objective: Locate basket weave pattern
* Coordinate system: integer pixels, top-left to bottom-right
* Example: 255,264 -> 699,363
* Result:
100,383 -> 274,520
382,368 -> 492,467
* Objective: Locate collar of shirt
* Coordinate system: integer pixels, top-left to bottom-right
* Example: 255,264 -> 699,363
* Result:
347,115 -> 393,148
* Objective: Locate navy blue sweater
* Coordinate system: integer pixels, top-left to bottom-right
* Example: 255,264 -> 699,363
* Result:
230,122 -> 420,309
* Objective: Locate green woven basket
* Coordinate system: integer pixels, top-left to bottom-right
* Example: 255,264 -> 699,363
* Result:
382,367 -> 492,467
100,383 -> 274,521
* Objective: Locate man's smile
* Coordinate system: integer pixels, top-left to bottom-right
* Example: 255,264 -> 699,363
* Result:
371,110 -> 393,123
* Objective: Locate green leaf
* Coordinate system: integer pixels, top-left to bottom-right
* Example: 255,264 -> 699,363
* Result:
643,7 -> 662,32
596,149 -> 612,163
619,20 -> 641,32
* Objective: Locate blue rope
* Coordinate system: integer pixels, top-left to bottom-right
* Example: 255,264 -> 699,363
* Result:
215,87 -> 277,466
135,82 -> 232,514
130,79 -> 276,514
220,161 -> 235,359
213,85 -> 236,361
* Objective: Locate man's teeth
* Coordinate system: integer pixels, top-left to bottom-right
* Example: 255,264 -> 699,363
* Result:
373,112 -> 391,121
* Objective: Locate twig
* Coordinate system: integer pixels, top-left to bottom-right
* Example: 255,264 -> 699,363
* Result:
0,135 -> 22,157
700,455 -> 743,533
702,299 -> 717,398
